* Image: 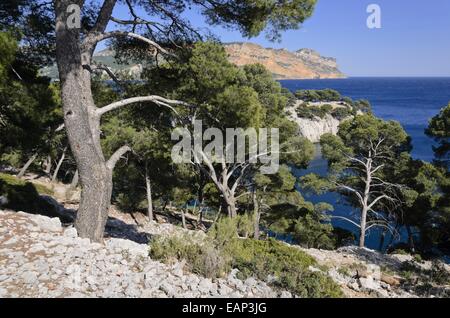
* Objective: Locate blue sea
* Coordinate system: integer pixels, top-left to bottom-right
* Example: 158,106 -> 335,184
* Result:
280,77 -> 450,250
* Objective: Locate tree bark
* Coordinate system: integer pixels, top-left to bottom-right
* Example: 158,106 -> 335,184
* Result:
18,153 -> 38,178
53,0 -> 176,241
359,159 -> 372,248
226,198 -> 237,218
406,225 -> 416,253
378,228 -> 387,251
44,155 -> 52,175
52,146 -> 67,183
197,207 -> 204,225
359,206 -> 368,247
196,174 -> 206,225
252,190 -> 261,240
55,1 -> 116,242
145,164 -> 153,221
181,209 -> 187,229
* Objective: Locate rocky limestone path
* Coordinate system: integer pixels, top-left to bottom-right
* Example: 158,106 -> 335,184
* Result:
0,210 -> 281,298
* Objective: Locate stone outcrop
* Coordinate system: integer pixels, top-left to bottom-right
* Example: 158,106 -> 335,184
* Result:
286,101 -> 353,143
291,114 -> 343,143
225,42 -> 346,80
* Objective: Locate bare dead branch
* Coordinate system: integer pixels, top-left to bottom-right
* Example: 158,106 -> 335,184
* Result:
330,216 -> 361,229
97,96 -> 187,117
83,31 -> 173,56
55,123 -> 65,133
106,145 -> 131,170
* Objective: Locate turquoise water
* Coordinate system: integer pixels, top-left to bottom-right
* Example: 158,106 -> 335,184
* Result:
280,77 -> 450,250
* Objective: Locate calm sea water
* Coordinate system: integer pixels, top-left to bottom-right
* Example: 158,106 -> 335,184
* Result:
280,77 -> 450,250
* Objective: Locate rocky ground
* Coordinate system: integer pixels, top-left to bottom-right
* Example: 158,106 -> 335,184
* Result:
1,176 -> 449,298
301,246 -> 449,298
0,210 -> 282,298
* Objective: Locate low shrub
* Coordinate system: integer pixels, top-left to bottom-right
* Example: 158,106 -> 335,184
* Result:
229,238 -> 342,297
400,260 -> 450,291
296,103 -> 315,119
331,107 -> 352,120
149,235 -> 230,278
149,216 -> 343,298
295,89 -> 341,102
296,104 -> 332,119
293,213 -> 336,249
332,227 -> 356,247
392,248 -> 409,255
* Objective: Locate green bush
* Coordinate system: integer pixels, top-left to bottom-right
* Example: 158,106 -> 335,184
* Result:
296,103 -> 315,119
230,238 -> 342,297
413,254 -> 423,263
294,90 -> 372,117
331,227 -> 356,247
149,235 -> 230,278
208,215 -> 255,245
295,89 -> 341,102
293,213 -> 336,249
0,172 -> 56,215
320,104 -> 333,115
150,217 -> 343,298
392,248 -> 409,255
354,99 -> 371,112
331,107 -> 352,120
296,104 -> 331,119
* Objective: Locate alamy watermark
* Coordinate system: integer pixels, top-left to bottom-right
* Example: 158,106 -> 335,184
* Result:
66,4 -> 81,29
171,120 -> 280,175
367,4 -> 382,29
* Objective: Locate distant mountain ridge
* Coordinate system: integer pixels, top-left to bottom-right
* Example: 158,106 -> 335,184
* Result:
225,42 -> 345,79
40,42 -> 345,80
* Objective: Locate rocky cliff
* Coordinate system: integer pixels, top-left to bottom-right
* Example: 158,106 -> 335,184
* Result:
225,42 -> 346,80
287,101 -> 353,143
291,114 -> 343,143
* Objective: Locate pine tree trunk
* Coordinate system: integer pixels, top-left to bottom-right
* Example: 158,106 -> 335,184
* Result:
52,146 -> 67,183
359,159 -> 372,248
378,228 -> 387,251
197,207 -> 204,225
44,155 -> 52,175
253,190 -> 261,240
196,180 -> 205,224
145,164 -> 153,221
406,225 -> 415,252
17,153 -> 38,178
70,170 -> 79,189
55,1 -> 114,242
359,207 -> 368,248
226,196 -> 237,218
181,209 -> 187,229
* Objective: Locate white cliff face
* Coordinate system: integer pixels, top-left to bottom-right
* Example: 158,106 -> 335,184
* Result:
294,114 -> 343,143
287,105 -> 351,143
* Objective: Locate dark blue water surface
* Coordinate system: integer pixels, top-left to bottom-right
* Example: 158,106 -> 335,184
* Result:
280,77 -> 450,250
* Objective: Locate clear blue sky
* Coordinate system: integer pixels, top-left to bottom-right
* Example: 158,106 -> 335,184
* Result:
109,0 -> 450,77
